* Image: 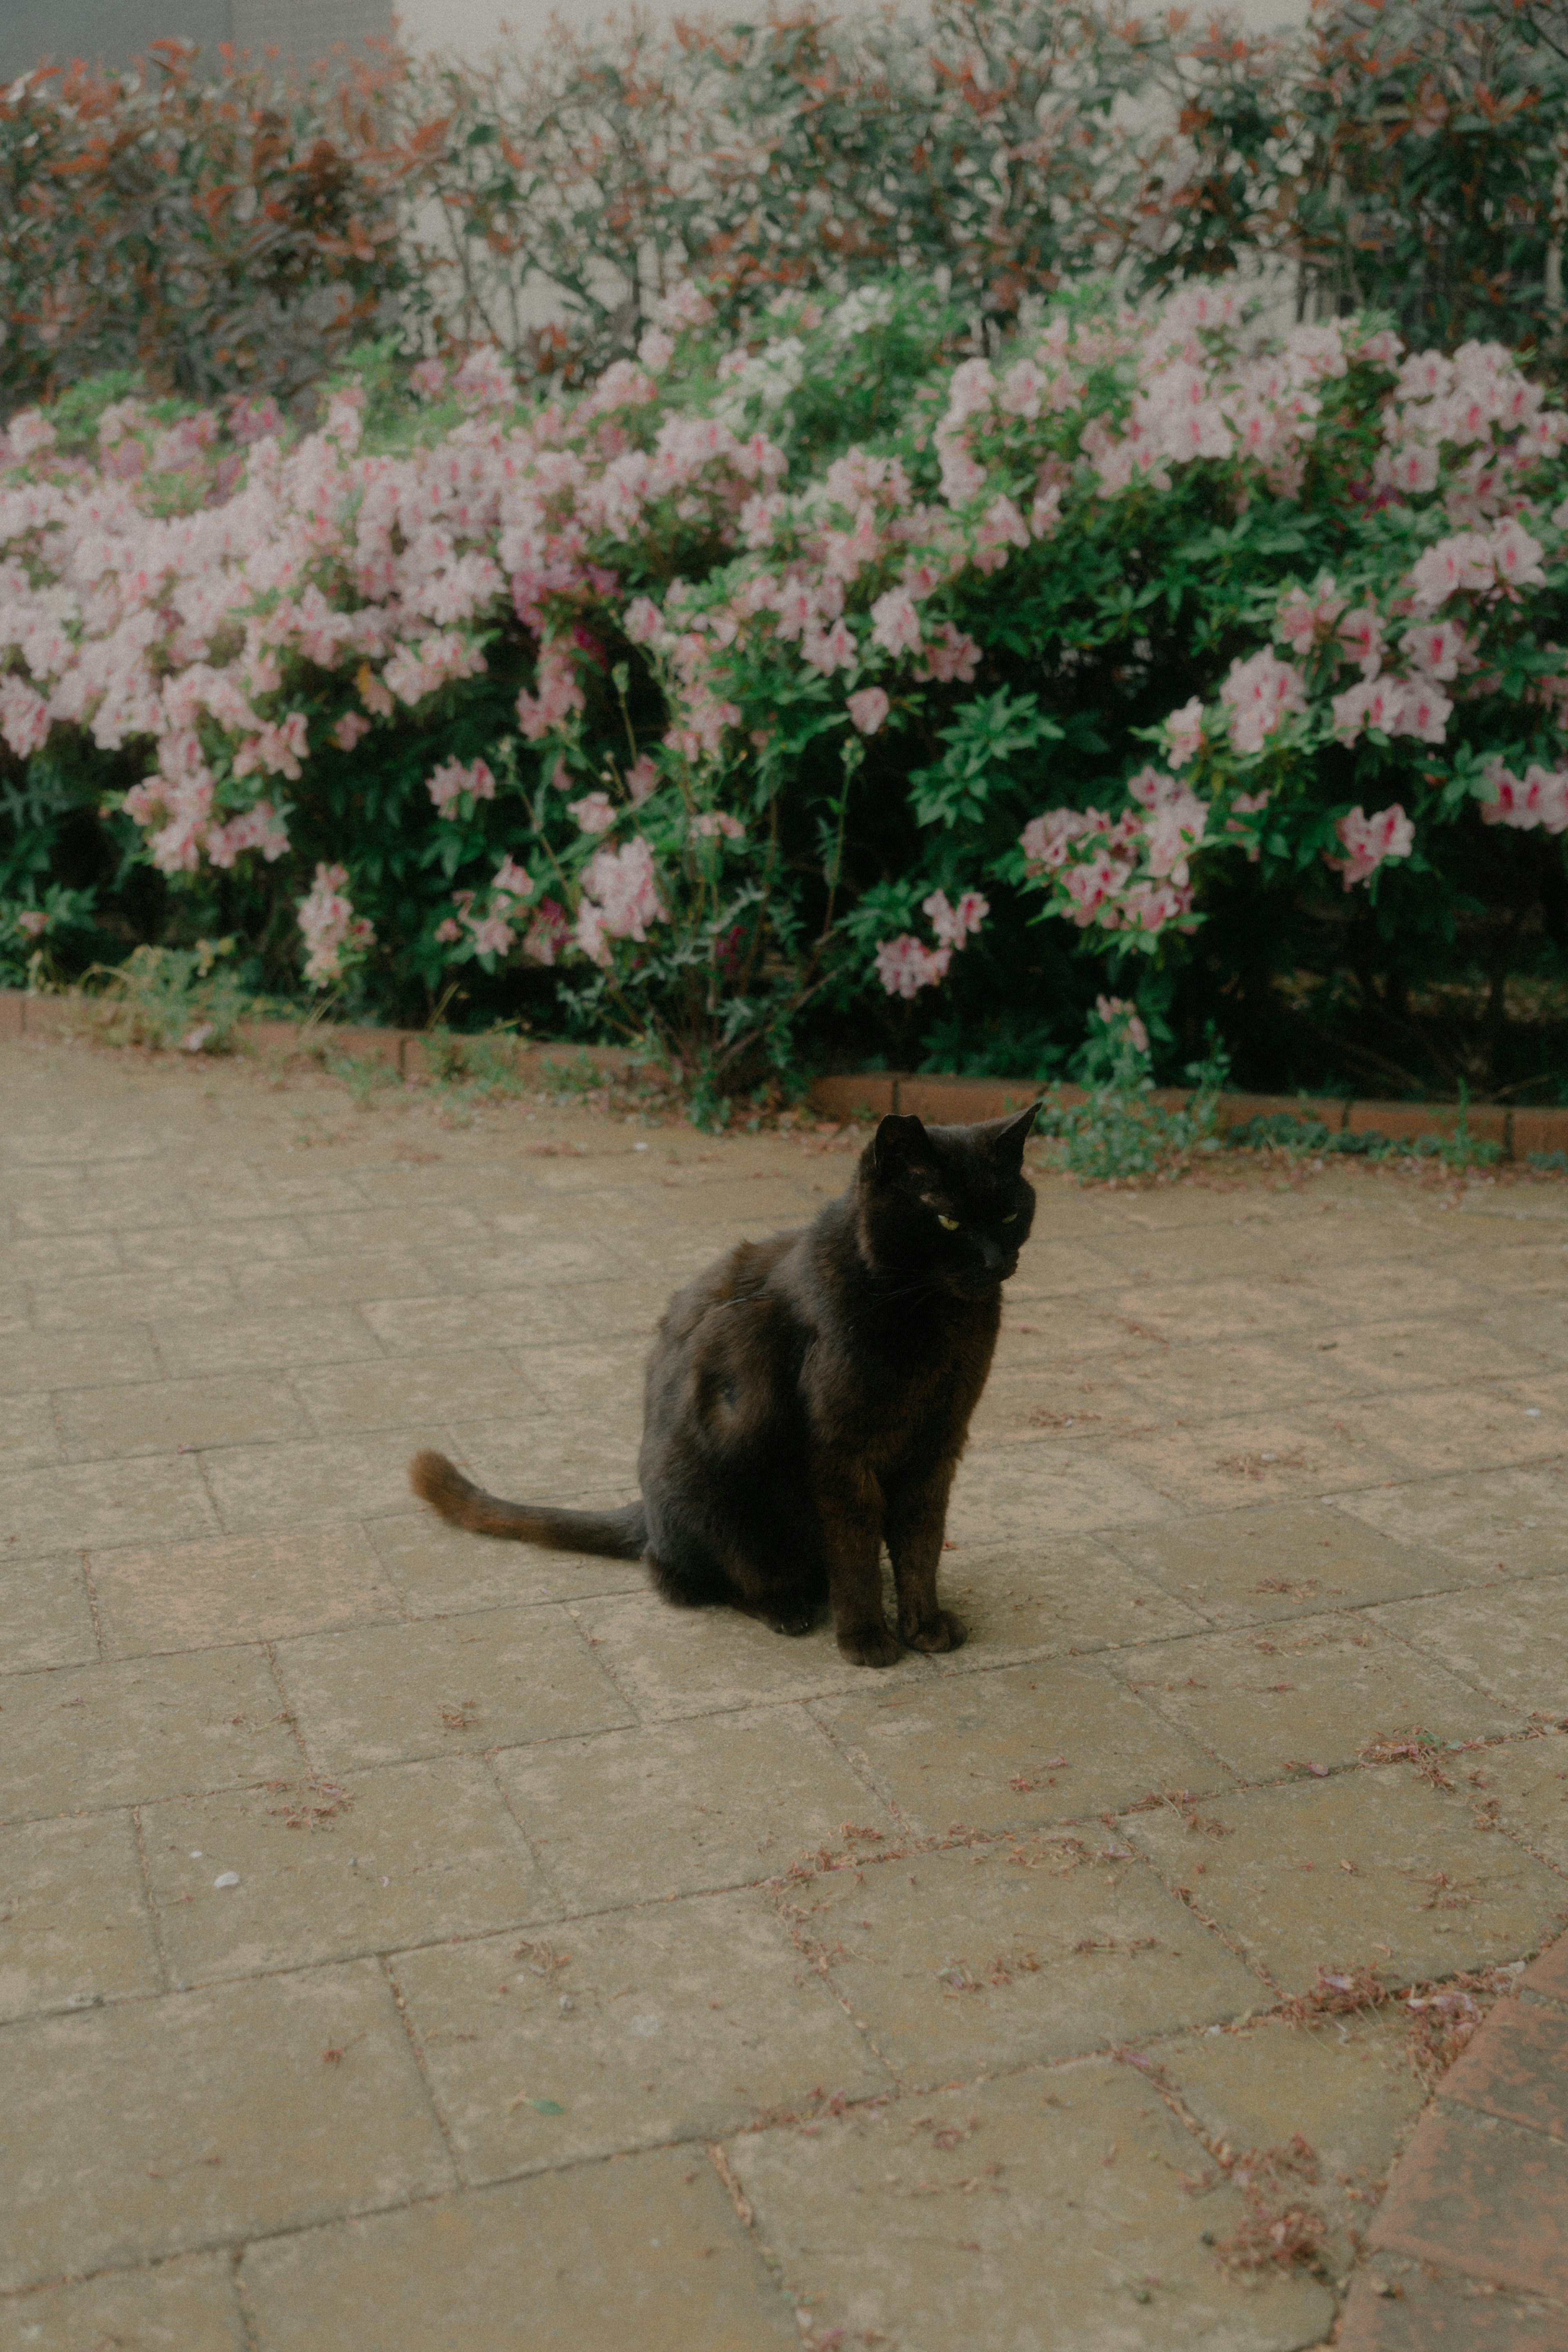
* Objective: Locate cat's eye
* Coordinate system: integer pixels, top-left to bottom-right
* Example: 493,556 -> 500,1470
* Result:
1001,1213 -> 1017,1224
937,1214 -> 960,1231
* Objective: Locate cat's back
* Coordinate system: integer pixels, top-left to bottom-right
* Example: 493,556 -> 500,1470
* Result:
653,1224 -> 807,1351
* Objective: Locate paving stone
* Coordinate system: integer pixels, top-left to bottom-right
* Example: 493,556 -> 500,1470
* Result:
1337,2263 -> 1568,2352
0,1812 -> 161,2022
0,1325 -> 161,1398
53,1375 -> 310,1463
0,1964 -> 452,2294
496,1708 -> 875,1908
116,1217 -> 311,1273
0,1649 -> 300,1822
360,1282 -> 669,1355
289,1351 -> 544,1436
0,2249 -> 245,2352
729,2056 -> 1336,2352
448,1416 -> 641,1505
1522,1928 -> 1568,2004
150,1306 -> 383,1382
1373,1580 -> 1568,1720
1339,1467 -> 1568,1579
367,1509 -> 644,1614
1373,1389 -> 1568,1478
1116,1337 -> 1357,1421
1438,1997 -> 1568,2140
931,1534 -> 1210,1666
0,1456 -> 217,1555
33,1266 -> 239,1333
1125,1769 -> 1568,1993
294,1204 -> 490,1253
1370,2104 -> 1568,2300
238,2147 -> 799,2352
0,1396 -> 60,1471
90,1525 -> 401,1657
1108,1503 -> 1462,1627
1102,1409 -> 1411,1513
234,1249 -> 438,1311
392,1888 -> 884,2180
815,1659 -> 1232,1835
946,1444 -> 1172,1541
0,1554 -> 98,1673
201,1433 -> 445,1536
787,1841 -> 1260,2085
565,1590 -> 927,1720
273,1606 -> 633,1771
509,1338 -> 653,1420
141,1758 -> 554,1983
1455,1732 -> 1568,1874
1107,1615 -> 1510,1779
1155,2011 -> 1428,2216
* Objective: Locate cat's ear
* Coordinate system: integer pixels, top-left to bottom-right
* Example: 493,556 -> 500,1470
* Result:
975,1100 -> 1043,1167
870,1112 -> 937,1179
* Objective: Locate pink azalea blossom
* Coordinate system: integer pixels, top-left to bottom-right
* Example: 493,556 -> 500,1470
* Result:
924,888 -> 988,949
296,862 -> 374,986
427,756 -> 497,817
626,754 -> 659,804
491,855 -> 535,903
16,908 -> 48,938
332,711 -> 372,753
1324,804 -> 1416,890
523,897 -> 571,965
1165,697 -> 1204,767
847,687 -> 889,735
1480,759 -> 1568,834
567,791 -> 617,835
691,810 -> 744,838
1095,994 -> 1149,1052
869,589 -> 922,657
875,934 -> 951,997
1219,651 -> 1307,754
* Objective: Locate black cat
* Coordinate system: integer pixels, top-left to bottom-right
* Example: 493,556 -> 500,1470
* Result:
410,1103 -> 1038,1666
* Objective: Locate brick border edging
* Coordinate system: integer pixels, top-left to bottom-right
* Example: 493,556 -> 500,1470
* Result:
1335,1930 -> 1568,2343
3,991 -> 1566,1162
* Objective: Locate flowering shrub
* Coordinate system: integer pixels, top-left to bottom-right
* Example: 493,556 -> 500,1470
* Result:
3,274 -> 1568,1096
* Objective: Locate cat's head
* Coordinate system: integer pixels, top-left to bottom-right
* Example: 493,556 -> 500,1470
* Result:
857,1103 -> 1040,1298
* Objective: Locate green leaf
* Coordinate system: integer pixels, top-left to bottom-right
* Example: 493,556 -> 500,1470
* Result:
526,2097 -> 565,2115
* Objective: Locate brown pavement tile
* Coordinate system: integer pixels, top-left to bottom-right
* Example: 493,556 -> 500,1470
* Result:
7,1229 -> 122,1283
114,1217 -> 312,1273
394,1888 -> 884,2181
0,2250 -> 246,2352
932,1535 -> 1210,1668
792,1841 -> 1260,2085
201,1434 -> 437,1536
294,1204 -> 490,1254
1158,2009 -> 1427,2204
33,1266 -> 240,1333
150,1305 -> 382,1382
0,1326 -> 161,1398
946,1443 -> 1172,1543
1373,1580 -> 1568,1720
424,1238 -> 636,1292
1107,1502 -> 1454,1628
289,1350 -> 544,1437
565,1589 -> 928,1721
965,1359 -> 1152,1451
1099,1407 -> 1410,1515
0,1555 -> 98,1674
0,1813 -> 161,2022
443,1416 -> 642,1505
507,1338 -> 654,1420
1523,1928 -> 1568,2003
367,1508 -> 644,1614
359,1281 -> 675,1356
0,1648 -> 299,1823
1439,1996 -> 1568,2140
90,1525 -> 400,1657
1116,1338 -> 1358,1422
0,1398 -> 56,1472
142,1758 -> 555,1983
238,2146 -> 799,2352
729,2055 -> 1336,2352
1124,1769 -> 1568,1994
1372,1389 -> 1568,1478
53,1375 -> 310,1463
1338,1466 -> 1568,1579
1322,1320 -> 1546,1396
1337,2262 -> 1568,2352
1370,2103 -> 1568,2301
0,1455 -> 217,1557
233,1250 -> 438,1310
496,1708 -> 875,1909
0,1964 -> 453,2296
815,1659 -> 1232,1837
1107,1615 -> 1511,1780
273,1605 -> 633,1771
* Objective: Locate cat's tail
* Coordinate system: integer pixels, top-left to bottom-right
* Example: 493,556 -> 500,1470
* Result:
408,1449 -> 647,1558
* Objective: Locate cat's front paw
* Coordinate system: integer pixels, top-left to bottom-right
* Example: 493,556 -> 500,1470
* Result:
838,1621 -> 903,1669
900,1607 -> 967,1654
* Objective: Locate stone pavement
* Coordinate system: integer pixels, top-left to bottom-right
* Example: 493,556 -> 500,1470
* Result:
1,1032 -> 1566,2352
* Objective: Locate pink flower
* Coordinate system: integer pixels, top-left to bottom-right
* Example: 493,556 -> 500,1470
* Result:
16,908 -> 48,938
1402,620 -> 1469,681
296,863 -> 374,986
1020,808 -> 1096,873
874,935 -> 951,997
523,898 -> 571,965
1165,698 -> 1204,767
427,757 -> 497,817
579,834 -> 664,944
919,624 -> 980,685
1338,608 -> 1384,676
491,855 -> 534,904
624,597 -> 662,646
434,916 -> 463,943
1220,651 -> 1307,754
567,791 -> 617,835
1276,579 -> 1346,650
1095,994 -> 1149,1053
847,687 -> 889,735
691,810 -> 744,839
409,359 -> 447,401
1480,759 -> 1568,834
333,711 -> 372,752
469,914 -> 514,958
626,754 -> 659,804
869,589 -> 922,657
1325,804 -> 1416,890
924,888 -> 988,950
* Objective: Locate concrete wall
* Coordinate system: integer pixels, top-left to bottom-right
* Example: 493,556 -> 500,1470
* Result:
0,0 -> 392,80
